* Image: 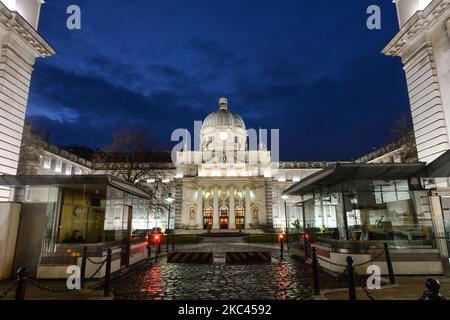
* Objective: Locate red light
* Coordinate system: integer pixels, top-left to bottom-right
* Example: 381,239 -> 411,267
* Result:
155,235 -> 160,241
278,234 -> 285,241
145,235 -> 149,240
304,233 -> 311,239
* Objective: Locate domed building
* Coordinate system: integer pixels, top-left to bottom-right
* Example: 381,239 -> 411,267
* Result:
173,97 -> 327,231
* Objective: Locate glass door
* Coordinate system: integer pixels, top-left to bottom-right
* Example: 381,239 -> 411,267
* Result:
120,205 -> 132,267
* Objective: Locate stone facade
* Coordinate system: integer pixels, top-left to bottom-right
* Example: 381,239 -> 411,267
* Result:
384,0 -> 450,164
0,1 -> 54,200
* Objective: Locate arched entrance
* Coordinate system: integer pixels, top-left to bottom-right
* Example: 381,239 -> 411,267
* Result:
203,207 -> 213,230
235,206 -> 245,229
219,206 -> 229,229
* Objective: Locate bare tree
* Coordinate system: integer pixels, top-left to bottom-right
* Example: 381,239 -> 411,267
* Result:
94,125 -> 174,213
17,123 -> 46,175
390,113 -> 418,163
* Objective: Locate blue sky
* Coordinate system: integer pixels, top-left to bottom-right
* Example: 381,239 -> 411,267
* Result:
27,0 -> 410,161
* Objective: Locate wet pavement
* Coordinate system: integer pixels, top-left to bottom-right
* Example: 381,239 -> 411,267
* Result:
112,236 -> 315,300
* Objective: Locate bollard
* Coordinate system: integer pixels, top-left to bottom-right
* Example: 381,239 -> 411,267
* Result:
346,256 -> 356,300
286,232 -> 290,251
146,245 -> 152,259
304,234 -> 309,259
166,235 -> 169,253
103,249 -> 112,297
280,237 -> 284,261
422,278 -> 446,300
172,235 -> 175,252
80,246 -> 88,289
15,267 -> 29,300
312,247 -> 320,295
384,243 -> 395,285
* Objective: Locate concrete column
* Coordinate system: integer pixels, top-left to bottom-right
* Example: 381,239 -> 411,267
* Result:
213,186 -> 219,229
245,186 -> 251,229
0,3 -> 54,201
174,184 -> 183,229
196,187 -> 203,229
229,186 -> 235,229
265,181 -> 273,228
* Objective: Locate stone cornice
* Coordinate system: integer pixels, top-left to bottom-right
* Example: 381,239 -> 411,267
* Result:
0,3 -> 55,58
383,0 -> 450,57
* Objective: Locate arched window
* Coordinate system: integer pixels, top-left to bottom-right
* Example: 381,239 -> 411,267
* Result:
203,207 -> 213,230
219,206 -> 229,229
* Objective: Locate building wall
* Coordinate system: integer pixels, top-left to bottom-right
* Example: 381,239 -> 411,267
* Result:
384,0 -> 450,164
0,2 -> 54,200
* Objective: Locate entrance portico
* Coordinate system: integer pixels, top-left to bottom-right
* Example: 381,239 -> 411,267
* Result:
176,177 -> 272,231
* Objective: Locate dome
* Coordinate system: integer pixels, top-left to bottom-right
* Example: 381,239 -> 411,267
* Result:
201,98 -> 246,130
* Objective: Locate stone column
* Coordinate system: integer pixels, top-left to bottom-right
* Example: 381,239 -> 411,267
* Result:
265,181 -> 273,228
174,183 -> 183,229
213,186 -> 219,229
245,186 -> 251,229
196,187 -> 203,229
0,3 -> 54,200
229,186 -> 235,229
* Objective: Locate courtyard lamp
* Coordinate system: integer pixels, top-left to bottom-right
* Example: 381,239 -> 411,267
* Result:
165,193 -> 175,253
281,194 -> 290,250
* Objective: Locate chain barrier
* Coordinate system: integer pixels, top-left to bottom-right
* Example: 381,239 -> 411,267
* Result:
316,250 -> 384,268
28,278 -> 75,293
353,250 -> 385,267
354,271 -> 375,300
0,282 -> 16,299
87,258 -> 107,280
87,257 -> 107,265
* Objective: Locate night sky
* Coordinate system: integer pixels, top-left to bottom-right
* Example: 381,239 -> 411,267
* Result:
27,0 -> 410,161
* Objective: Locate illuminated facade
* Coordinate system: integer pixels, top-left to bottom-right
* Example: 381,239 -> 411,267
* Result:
174,98 -> 332,231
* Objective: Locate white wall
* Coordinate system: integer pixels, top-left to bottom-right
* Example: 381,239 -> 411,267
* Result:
0,202 -> 21,280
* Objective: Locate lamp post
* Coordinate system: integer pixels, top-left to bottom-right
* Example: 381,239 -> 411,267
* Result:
281,194 -> 290,251
165,193 -> 175,252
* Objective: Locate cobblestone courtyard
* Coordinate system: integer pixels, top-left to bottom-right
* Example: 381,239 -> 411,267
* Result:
112,236 -> 315,300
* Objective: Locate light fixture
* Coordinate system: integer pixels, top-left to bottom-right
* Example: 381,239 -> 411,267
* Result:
165,193 -> 175,204
219,131 -> 229,141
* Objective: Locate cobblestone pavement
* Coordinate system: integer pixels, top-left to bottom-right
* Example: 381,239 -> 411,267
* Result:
112,256 -> 314,300
113,236 -> 316,300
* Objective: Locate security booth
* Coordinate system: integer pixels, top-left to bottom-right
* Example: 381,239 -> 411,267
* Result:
0,175 -> 153,279
283,163 -> 446,275
421,150 -> 450,276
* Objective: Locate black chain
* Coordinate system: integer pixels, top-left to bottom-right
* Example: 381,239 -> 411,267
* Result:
28,278 -> 75,293
353,250 -> 385,267
87,259 -> 107,280
317,250 -> 385,268
354,271 -> 375,300
87,257 -> 107,265
0,282 -> 16,299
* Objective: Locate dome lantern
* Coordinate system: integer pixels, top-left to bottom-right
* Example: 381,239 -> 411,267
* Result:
219,97 -> 228,110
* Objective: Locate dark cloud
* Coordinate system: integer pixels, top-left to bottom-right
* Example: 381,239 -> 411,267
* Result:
28,0 -> 410,161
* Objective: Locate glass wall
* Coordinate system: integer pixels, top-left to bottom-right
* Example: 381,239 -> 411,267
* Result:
302,179 -> 435,248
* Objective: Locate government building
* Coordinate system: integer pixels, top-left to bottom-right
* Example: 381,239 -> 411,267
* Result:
2,0 -> 450,280
173,97 -> 331,231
